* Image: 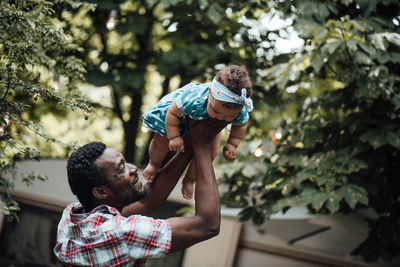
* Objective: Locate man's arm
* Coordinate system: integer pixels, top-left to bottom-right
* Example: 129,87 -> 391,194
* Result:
122,118 -> 226,218
123,119 -> 227,252
167,119 -> 226,252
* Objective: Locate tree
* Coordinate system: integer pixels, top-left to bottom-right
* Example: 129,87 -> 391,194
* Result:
218,0 -> 400,263
0,0 -> 92,221
67,0 -> 269,163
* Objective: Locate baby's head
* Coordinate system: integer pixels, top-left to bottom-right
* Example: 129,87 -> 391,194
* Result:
207,65 -> 252,121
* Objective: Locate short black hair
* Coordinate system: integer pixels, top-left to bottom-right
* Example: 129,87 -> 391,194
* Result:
67,142 -> 107,209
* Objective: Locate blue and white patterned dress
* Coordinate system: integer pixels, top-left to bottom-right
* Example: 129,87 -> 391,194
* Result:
142,82 -> 248,138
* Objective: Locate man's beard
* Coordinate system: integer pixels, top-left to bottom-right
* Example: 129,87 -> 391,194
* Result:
117,186 -> 147,206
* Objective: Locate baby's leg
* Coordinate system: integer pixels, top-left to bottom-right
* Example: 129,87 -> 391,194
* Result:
143,134 -> 170,182
181,132 -> 222,199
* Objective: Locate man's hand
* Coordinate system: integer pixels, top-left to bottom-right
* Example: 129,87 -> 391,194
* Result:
169,136 -> 185,152
188,118 -> 228,146
223,143 -> 237,161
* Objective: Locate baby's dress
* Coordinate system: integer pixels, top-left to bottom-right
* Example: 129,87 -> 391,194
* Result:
142,82 -> 248,138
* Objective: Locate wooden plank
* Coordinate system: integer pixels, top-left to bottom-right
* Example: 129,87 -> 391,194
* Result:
182,216 -> 242,267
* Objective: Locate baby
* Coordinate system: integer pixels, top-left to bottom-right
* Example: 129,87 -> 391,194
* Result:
142,65 -> 253,199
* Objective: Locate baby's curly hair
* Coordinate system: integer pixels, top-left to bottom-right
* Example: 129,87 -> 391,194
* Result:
216,65 -> 252,109
67,142 -> 107,209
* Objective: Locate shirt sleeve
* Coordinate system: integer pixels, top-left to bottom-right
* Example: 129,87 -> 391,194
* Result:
122,215 -> 172,260
232,107 -> 249,125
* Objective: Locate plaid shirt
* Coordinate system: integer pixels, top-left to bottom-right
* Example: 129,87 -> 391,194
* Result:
54,202 -> 171,267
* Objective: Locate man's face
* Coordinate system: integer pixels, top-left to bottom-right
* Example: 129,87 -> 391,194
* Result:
95,148 -> 146,207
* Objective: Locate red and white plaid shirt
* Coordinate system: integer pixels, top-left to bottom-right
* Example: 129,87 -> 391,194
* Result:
54,202 -> 171,267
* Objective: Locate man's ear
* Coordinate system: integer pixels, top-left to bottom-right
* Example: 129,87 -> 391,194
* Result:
92,186 -> 109,200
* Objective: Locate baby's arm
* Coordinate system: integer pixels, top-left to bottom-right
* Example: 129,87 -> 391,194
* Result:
166,101 -> 185,152
223,122 -> 248,161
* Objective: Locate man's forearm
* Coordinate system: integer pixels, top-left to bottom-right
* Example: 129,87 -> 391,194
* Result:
167,140 -> 220,252
193,145 -> 221,234
166,119 -> 227,253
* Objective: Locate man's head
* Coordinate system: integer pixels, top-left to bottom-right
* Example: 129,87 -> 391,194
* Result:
67,142 -> 146,211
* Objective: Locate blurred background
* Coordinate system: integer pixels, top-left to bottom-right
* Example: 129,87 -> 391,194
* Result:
0,0 -> 399,266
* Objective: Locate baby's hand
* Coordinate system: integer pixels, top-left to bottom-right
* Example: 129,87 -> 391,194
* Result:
223,143 -> 237,161
169,136 -> 185,152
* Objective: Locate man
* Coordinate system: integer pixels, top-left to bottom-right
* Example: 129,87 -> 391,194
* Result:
53,119 -> 227,266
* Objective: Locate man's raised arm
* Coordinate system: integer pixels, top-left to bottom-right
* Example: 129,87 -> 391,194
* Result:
122,119 -> 226,219
166,119 -> 226,252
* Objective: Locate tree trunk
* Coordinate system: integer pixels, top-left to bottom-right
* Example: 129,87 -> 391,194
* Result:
140,76 -> 171,165
123,90 -> 143,163
123,7 -> 156,164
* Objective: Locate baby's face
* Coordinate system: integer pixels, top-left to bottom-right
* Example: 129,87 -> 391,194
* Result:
207,90 -> 242,122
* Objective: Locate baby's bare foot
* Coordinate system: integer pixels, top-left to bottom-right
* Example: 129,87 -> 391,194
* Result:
143,163 -> 158,183
181,176 -> 195,200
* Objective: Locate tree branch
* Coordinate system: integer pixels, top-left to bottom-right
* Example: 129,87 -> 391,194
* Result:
3,64 -> 11,100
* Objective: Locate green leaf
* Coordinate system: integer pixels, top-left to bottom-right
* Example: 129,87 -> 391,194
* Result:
326,188 -> 344,213
321,40 -> 341,55
341,0 -> 354,6
303,129 -> 324,147
358,41 -> 376,56
370,33 -> 387,51
384,33 -> 400,47
386,131 -> 400,149
376,50 -> 391,64
295,170 -> 312,184
354,51 -> 372,65
252,210 -> 265,225
161,0 -> 184,8
278,154 -> 302,167
343,184 -> 368,209
348,159 -> 368,173
347,39 -> 358,51
356,0 -> 377,16
392,94 -> 400,111
389,52 -> 400,64
207,3 -> 224,25
315,173 -> 337,186
360,129 -> 388,149
314,3 -> 330,23
311,53 -> 324,72
218,161 -> 245,178
300,187 -> 329,209
241,162 -> 268,178
271,196 -> 299,214
239,207 -> 254,221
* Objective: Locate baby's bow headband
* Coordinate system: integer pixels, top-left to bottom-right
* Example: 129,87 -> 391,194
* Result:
210,77 -> 253,112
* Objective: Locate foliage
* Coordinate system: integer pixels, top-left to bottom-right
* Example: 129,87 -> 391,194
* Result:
64,0 -> 273,163
218,0 -> 400,262
0,0 -> 92,221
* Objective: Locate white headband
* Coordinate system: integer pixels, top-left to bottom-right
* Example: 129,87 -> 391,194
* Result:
210,77 -> 253,112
